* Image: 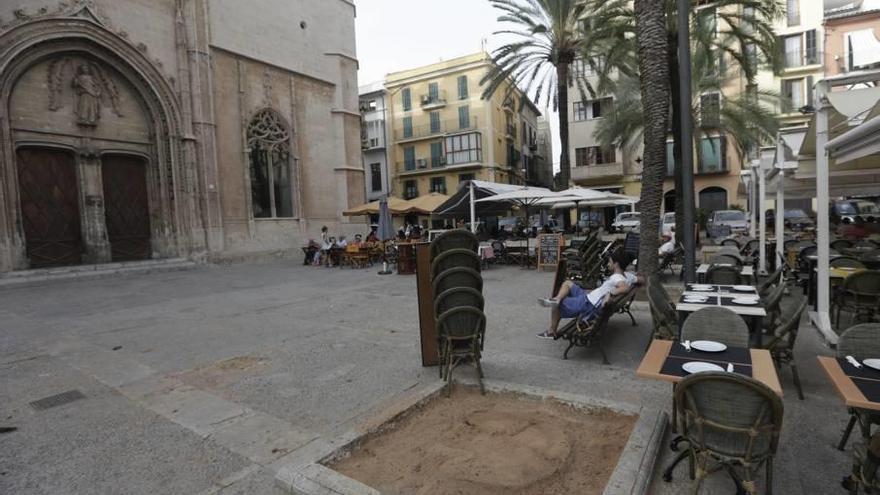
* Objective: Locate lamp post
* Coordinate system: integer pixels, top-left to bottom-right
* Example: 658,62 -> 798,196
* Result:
677,0 -> 697,282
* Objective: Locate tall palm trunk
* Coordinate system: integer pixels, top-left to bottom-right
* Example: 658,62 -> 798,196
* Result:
633,0 -> 670,275
556,62 -> 572,190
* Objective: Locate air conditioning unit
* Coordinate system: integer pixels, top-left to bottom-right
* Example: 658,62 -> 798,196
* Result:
416,159 -> 429,169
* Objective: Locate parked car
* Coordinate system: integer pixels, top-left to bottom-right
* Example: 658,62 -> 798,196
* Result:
661,212 -> 676,235
612,212 -> 641,233
831,200 -> 859,224
766,208 -> 815,231
707,210 -> 749,237
853,199 -> 880,218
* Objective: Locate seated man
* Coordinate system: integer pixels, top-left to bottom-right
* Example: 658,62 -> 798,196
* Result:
536,251 -> 632,339
659,233 -> 675,256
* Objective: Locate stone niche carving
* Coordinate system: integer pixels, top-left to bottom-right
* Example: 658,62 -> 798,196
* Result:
10,56 -> 149,143
48,58 -> 123,126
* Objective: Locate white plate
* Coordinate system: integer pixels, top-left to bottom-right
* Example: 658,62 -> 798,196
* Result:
683,296 -> 709,301
691,340 -> 727,352
682,362 -> 725,374
863,359 -> 880,371
690,287 -> 715,292
733,285 -> 754,292
732,297 -> 759,305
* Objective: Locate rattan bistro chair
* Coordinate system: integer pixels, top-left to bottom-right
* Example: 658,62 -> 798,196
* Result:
832,257 -> 868,269
431,249 -> 481,278
763,296 -> 809,400
711,253 -> 744,266
761,282 -> 787,332
680,306 -> 750,348
706,265 -> 743,285
436,306 -> 485,396
647,277 -> 678,344
843,435 -> 880,494
833,271 -> 880,328
832,239 -> 855,251
721,238 -> 742,249
757,266 -> 784,298
430,229 -> 479,259
431,267 -> 483,296
666,372 -> 784,495
837,324 -> 880,450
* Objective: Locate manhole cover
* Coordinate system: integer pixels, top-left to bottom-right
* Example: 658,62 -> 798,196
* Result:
29,390 -> 86,411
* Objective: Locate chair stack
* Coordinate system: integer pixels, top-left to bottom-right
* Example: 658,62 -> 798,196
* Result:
430,230 -> 485,395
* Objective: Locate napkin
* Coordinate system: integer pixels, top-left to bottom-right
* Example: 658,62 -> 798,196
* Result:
847,355 -> 862,368
727,363 -> 734,373
682,340 -> 691,352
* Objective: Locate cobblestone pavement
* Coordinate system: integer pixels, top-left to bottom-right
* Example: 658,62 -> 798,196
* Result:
0,261 -> 851,494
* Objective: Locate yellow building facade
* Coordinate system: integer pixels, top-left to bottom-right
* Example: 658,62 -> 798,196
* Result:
384,52 -> 546,200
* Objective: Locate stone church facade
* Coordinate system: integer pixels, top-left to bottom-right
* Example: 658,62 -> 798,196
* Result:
0,0 -> 363,272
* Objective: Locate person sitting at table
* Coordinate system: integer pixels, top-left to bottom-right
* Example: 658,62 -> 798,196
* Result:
659,233 -> 675,256
351,234 -> 363,248
535,251 -> 633,339
337,235 -> 349,249
366,229 -> 378,242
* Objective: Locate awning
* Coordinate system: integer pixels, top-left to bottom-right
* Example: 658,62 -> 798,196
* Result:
848,29 -> 880,69
342,196 -> 428,216
799,86 -> 880,156
827,93 -> 880,163
403,192 -> 450,214
433,180 -> 526,217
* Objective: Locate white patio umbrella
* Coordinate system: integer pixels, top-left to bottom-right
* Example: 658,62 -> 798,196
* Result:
476,186 -> 565,267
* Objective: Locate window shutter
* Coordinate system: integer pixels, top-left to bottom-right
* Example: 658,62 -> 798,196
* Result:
806,75 -> 814,106
459,106 -> 470,129
720,136 -> 727,171
458,76 -> 468,99
402,88 -> 411,111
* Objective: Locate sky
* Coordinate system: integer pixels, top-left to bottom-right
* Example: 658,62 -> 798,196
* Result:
354,0 -> 562,173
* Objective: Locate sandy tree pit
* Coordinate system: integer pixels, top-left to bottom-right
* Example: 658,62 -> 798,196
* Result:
329,387 -> 637,495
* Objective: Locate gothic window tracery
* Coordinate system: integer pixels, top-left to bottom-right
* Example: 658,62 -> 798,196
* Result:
246,109 -> 293,218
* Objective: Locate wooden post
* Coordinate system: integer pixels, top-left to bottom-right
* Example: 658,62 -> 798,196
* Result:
415,243 -> 438,366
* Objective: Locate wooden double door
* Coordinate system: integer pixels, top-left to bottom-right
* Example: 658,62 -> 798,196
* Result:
16,149 -> 151,268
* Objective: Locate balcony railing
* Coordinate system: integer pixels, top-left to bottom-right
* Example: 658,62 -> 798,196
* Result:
571,162 -> 624,181
420,90 -> 448,109
505,123 -> 516,140
783,50 -> 822,69
394,117 -> 479,141
397,153 -> 483,174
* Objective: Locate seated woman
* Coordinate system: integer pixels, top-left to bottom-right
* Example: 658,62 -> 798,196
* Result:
536,251 -> 633,339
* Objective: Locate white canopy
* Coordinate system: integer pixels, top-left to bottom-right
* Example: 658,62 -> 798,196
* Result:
533,187 -> 638,207
474,186 -> 562,207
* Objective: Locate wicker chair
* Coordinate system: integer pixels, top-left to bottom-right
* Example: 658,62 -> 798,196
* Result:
741,239 -> 760,258
431,248 -> 481,278
761,282 -> 787,332
680,306 -> 750,347
648,277 -> 679,343
430,229 -> 479,259
843,436 -> 880,494
431,267 -> 483,296
434,287 -> 484,315
832,257 -> 867,269
490,240 -> 510,265
721,238 -> 741,248
436,306 -> 485,395
706,265 -> 743,285
763,296 -> 808,400
659,244 -> 684,277
833,271 -> 880,328
757,266 -> 784,298
832,239 -> 855,251
710,253 -> 744,266
837,323 -> 880,450
666,372 -> 784,494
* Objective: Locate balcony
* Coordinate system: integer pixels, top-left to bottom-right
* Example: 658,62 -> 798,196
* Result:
420,90 -> 448,109
783,50 -> 823,71
394,117 -> 479,142
505,123 -> 517,140
571,162 -> 624,182
397,154 -> 481,176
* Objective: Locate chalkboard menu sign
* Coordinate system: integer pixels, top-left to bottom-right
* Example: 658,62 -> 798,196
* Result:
537,234 -> 563,270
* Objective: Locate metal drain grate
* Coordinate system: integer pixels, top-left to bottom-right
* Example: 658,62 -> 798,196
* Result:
29,390 -> 86,411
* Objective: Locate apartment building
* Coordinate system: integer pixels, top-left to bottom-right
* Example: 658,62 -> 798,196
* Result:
384,52 -> 549,200
360,83 -> 391,202
823,0 -> 880,78
535,117 -> 555,188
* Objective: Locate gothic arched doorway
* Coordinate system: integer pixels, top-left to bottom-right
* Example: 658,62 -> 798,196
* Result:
0,16 -> 193,271
16,147 -> 83,267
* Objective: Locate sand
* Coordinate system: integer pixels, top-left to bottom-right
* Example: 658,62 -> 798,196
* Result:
330,388 -> 637,495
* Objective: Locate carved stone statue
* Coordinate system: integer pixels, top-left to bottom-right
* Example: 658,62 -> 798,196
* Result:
72,64 -> 102,125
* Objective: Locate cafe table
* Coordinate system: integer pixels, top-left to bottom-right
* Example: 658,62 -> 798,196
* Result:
819,356 -> 880,413
696,263 -> 754,283
676,284 -> 768,346
637,339 -> 783,396
809,265 -> 866,310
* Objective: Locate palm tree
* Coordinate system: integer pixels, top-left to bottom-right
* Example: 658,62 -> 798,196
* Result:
579,0 -> 782,249
632,0 -> 670,276
481,0 -> 588,189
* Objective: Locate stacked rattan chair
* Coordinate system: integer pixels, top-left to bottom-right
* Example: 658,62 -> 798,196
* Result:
430,230 -> 485,395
